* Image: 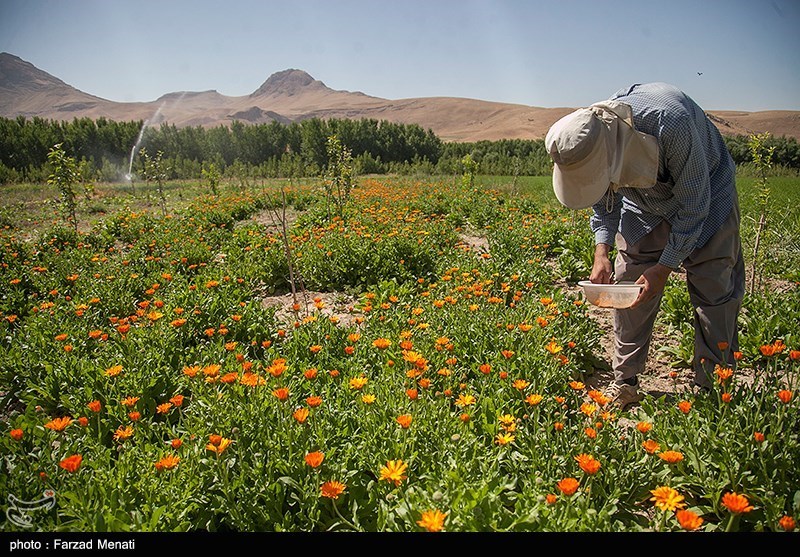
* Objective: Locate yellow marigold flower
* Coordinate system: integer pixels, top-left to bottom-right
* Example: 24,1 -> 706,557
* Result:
206,437 -> 233,455
575,453 -> 601,475
154,454 -> 180,471
361,394 -> 376,404
495,432 -> 515,445
512,379 -> 530,390
580,402 -> 597,416
649,486 -> 686,511
455,393 -> 476,407
676,509 -> 704,531
113,425 -> 134,442
721,492 -> 754,514
349,376 -> 368,390
569,380 -> 585,390
498,414 -> 516,427
320,480 -> 346,499
659,450 -> 684,464
416,509 -> 447,532
379,459 -> 408,486
545,339 -> 562,354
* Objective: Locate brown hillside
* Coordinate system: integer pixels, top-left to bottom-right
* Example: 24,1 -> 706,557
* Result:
1,53 -> 798,142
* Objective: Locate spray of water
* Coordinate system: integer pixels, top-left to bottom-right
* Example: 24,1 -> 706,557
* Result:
126,101 -> 167,181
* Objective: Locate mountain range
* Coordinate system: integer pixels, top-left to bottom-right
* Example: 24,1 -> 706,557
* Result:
1,52 -> 799,142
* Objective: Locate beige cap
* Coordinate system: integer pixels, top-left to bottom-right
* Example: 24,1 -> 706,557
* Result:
545,108 -> 611,209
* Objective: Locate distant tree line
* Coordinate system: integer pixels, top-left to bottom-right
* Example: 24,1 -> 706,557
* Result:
0,115 -> 798,184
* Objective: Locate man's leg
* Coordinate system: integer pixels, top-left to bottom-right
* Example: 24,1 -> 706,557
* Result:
683,205 -> 745,388
613,221 -> 671,383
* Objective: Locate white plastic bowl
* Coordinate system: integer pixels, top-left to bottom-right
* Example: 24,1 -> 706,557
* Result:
578,280 -> 643,309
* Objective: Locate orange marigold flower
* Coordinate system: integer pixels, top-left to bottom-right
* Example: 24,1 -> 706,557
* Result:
715,366 -> 734,383
677,400 -> 692,414
154,454 -> 180,471
240,372 -> 263,387
501,349 -> 515,359
525,393 -> 543,406
113,425 -> 134,442
753,431 -> 765,443
642,439 -> 660,454
156,402 -> 173,414
128,411 -> 141,422
171,317 -> 186,326
721,492 -> 754,514
59,454 -> 82,473
406,388 -> 419,400
779,515 -> 796,532
556,477 -> 580,496
292,408 -> 309,424
575,453 -> 601,475
416,509 -> 447,532
121,396 -> 139,407
676,509 -> 704,531
105,364 -> 123,377
459,413 -> 470,423
183,365 -> 200,378
171,438 -> 183,449
545,339 -> 562,354
396,414 -> 413,429
569,380 -> 585,390
305,451 -> 325,468
649,486 -> 686,511
721,392 -> 732,403
220,372 -> 238,384
55,333 -> 68,342
659,450 -> 684,464
478,363 -> 492,375
587,389 -> 610,406
546,494 -> 558,505
777,389 -> 793,404
272,387 -> 290,401
44,416 -> 72,432
789,350 -> 800,361
584,427 -> 597,439
306,395 -> 323,407
320,480 -> 346,499
10,428 -> 23,441
304,367 -> 318,380
87,400 -> 102,413
170,394 -> 184,407
554,421 -> 565,432
88,329 -> 103,339
309,344 -> 323,354
203,364 -> 221,378
636,421 -> 653,434
379,459 -> 409,486
206,437 -> 233,455
512,379 -> 530,390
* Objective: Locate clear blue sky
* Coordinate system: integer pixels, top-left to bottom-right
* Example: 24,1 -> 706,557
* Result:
1,0 -> 798,111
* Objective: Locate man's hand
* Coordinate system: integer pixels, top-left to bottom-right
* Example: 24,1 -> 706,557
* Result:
631,263 -> 673,308
590,243 -> 614,284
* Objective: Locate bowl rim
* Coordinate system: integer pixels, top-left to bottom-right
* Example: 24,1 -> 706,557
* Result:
577,280 -> 643,290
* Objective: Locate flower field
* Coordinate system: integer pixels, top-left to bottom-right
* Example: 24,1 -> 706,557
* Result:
1,176 -> 798,532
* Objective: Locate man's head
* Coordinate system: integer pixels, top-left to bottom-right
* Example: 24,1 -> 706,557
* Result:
545,102 -> 659,209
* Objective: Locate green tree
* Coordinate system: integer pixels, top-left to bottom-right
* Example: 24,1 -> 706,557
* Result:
46,143 -> 80,232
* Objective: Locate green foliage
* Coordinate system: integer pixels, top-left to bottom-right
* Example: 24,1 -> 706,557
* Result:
323,135 -> 355,221
46,143 -> 80,232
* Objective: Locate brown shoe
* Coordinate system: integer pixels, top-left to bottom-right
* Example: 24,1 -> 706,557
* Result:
603,382 -> 645,411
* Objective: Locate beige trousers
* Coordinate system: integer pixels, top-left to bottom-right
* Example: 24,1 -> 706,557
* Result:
612,204 -> 745,388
